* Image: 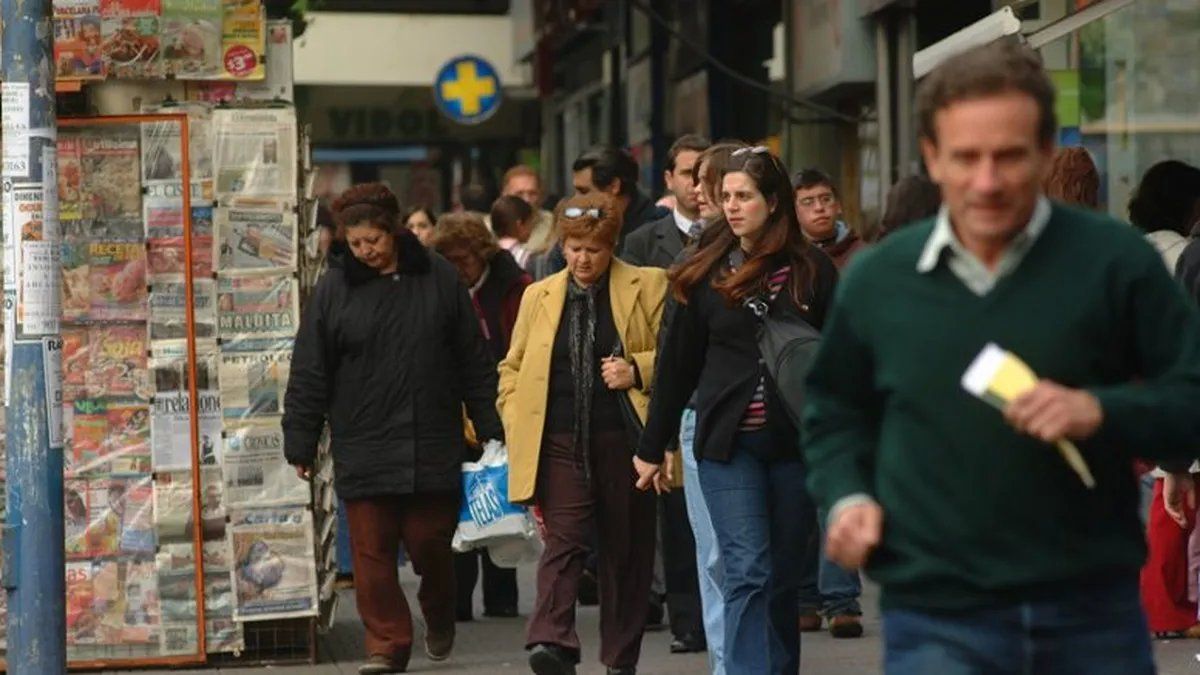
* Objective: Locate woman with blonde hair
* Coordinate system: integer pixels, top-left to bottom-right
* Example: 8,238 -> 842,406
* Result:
499,191 -> 669,675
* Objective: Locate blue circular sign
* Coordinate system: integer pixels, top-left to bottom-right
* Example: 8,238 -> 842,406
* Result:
434,55 -> 503,126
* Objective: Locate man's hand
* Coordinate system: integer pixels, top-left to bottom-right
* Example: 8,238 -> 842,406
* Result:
601,357 -> 636,391
294,464 -> 313,481
826,501 -> 884,570
633,456 -> 662,492
1164,472 -> 1196,529
1005,381 -> 1103,443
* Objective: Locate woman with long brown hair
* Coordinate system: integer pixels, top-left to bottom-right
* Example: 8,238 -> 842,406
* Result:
634,147 -> 838,674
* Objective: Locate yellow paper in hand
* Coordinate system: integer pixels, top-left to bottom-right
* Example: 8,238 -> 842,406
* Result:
961,343 -> 1096,489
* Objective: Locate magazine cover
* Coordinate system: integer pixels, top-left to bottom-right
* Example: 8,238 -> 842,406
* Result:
217,341 -> 291,419
66,561 -> 98,645
152,466 -> 225,542
213,108 -> 296,197
161,0 -> 221,78
56,15 -> 106,80
150,277 -> 216,339
141,100 -> 215,192
62,236 -> 91,321
150,388 -> 221,470
86,323 -> 149,398
63,326 -> 90,401
65,478 -> 91,558
207,617 -> 244,653
141,121 -> 185,182
106,398 -> 152,474
120,474 -> 156,553
68,400 -> 110,476
216,273 -> 297,339
122,559 -> 162,644
218,0 -> 264,80
160,622 -> 198,655
80,129 -> 143,235
88,242 -> 148,321
222,420 -> 308,507
100,0 -> 163,79
58,134 -> 86,221
214,204 -> 297,272
85,478 -> 128,557
228,507 -> 318,621
155,542 -> 199,650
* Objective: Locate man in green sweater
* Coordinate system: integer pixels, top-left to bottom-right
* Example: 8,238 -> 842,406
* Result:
803,41 -> 1200,675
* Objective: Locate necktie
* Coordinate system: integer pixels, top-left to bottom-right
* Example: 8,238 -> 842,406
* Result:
687,222 -> 703,243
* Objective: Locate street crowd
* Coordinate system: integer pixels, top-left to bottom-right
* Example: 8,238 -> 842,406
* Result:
281,42 -> 1200,675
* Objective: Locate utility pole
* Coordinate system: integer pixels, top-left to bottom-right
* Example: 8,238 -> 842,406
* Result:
2,0 -> 67,668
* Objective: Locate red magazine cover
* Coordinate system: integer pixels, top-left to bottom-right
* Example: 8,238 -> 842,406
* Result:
63,326 -> 90,402
88,243 -> 148,321
55,7 -> 106,80
86,323 -> 149,398
100,0 -> 163,79
65,561 -> 98,645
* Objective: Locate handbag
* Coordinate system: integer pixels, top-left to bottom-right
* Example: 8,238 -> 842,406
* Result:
744,292 -> 822,428
612,338 -> 684,487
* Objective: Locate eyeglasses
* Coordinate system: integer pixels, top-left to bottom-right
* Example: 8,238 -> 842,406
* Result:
731,145 -> 770,157
562,207 -> 603,219
796,193 -> 837,208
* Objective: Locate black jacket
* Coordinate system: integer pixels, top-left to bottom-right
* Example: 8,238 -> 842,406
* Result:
282,231 -> 504,498
620,212 -> 687,268
637,247 -> 838,464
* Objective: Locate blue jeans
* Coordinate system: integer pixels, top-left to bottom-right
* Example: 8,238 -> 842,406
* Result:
883,579 -> 1155,675
798,507 -> 863,617
698,430 -> 815,675
681,408 -> 725,675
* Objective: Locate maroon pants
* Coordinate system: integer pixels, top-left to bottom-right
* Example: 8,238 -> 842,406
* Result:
527,431 -> 657,668
1140,479 -> 1198,632
343,492 -> 460,661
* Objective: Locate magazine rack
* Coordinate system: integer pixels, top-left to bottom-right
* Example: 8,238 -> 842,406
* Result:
0,109 -> 319,670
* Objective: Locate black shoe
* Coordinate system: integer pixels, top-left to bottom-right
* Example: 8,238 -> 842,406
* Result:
455,607 -> 474,622
577,571 -> 599,606
529,644 -> 577,675
424,627 -> 454,661
607,667 -> 636,675
483,605 -> 519,618
669,632 -> 707,654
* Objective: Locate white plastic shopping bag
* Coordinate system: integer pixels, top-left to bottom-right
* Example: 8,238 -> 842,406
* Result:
453,440 -> 541,567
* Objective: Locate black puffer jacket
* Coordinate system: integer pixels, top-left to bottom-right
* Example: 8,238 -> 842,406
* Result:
283,231 -> 504,498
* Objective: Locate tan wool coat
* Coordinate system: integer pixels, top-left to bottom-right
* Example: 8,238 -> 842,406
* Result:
497,258 -> 669,504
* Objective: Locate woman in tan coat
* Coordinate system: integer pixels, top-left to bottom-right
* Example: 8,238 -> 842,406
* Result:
498,192 -> 669,675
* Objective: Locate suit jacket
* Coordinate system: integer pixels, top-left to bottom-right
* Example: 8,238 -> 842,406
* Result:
620,212 -> 687,269
497,258 -> 669,503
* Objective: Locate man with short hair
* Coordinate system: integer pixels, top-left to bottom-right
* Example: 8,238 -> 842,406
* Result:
792,169 -> 865,269
500,165 -> 556,254
572,145 -> 668,244
620,134 -> 711,656
804,41 -> 1200,674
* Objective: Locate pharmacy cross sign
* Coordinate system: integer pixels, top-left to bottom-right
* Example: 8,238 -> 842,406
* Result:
434,55 -> 503,125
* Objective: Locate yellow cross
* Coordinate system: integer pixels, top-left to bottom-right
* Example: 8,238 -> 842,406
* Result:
440,61 -> 497,116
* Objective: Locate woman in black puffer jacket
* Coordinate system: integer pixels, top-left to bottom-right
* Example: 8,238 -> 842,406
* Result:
283,183 -> 502,674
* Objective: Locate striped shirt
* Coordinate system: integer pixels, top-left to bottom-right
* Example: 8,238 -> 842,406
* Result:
739,265 -> 790,431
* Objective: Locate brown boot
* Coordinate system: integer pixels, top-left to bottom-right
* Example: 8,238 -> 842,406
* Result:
799,613 -> 823,632
424,626 -> 455,661
829,614 -> 864,639
358,651 -> 409,674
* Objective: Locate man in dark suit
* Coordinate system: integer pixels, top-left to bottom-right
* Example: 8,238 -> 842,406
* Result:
620,135 -> 711,655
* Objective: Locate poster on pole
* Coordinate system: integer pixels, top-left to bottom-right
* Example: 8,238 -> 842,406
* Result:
228,507 -> 318,621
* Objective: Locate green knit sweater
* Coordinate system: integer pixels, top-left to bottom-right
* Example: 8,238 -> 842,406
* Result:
803,204 -> 1200,611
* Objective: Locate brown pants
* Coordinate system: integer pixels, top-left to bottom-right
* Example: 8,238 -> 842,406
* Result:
527,431 -> 657,668
343,492 -> 460,661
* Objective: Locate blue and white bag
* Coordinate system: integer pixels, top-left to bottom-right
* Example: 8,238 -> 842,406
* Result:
452,441 -> 542,567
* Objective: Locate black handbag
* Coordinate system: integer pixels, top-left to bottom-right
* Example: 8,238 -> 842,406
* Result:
611,339 -> 645,450
744,293 -> 822,427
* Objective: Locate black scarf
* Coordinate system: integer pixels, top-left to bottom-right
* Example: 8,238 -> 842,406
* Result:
566,274 -> 603,483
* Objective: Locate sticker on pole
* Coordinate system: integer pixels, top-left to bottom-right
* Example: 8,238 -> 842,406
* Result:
4,184 -> 61,336
43,336 -> 64,448
1,83 -> 31,178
